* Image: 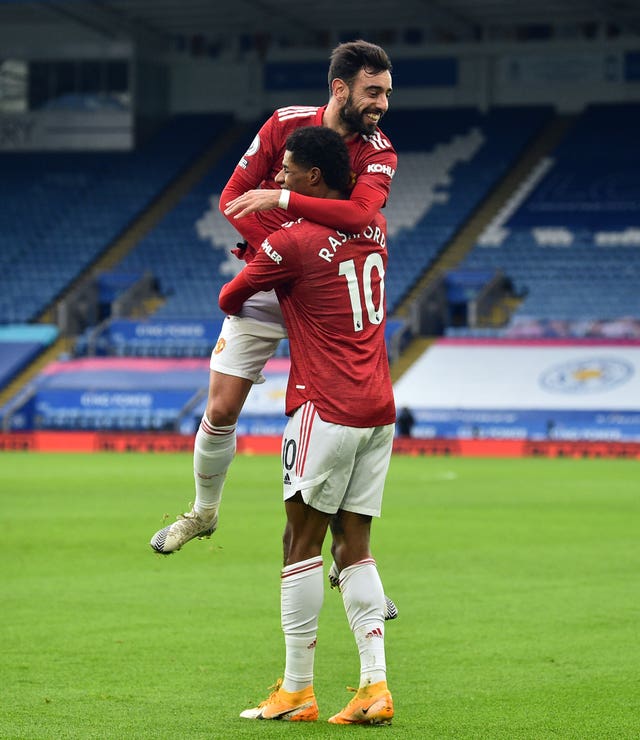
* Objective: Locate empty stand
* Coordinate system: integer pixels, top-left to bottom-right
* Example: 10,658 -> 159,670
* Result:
0,114 -> 233,324
381,106 -> 553,313
0,324 -> 59,390
459,102 -> 640,333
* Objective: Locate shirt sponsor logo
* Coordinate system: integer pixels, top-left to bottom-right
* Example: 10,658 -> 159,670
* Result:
366,163 -> 395,178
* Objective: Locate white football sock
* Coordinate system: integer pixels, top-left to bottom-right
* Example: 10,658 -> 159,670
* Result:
280,556 -> 323,692
192,415 -> 236,519
328,560 -> 340,585
340,558 -> 387,687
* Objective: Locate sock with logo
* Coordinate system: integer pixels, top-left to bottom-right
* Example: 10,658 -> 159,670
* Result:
280,555 -> 324,692
192,415 -> 236,519
339,558 -> 387,687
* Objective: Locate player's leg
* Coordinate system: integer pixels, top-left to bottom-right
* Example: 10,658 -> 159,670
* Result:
150,314 -> 284,554
282,409 -> 391,705
331,511 -> 390,698
282,422 -> 398,620
329,509 -> 372,569
242,403 -> 341,721
329,517 -> 398,620
194,369 -> 253,516
149,369 -> 251,554
328,554 -> 394,725
240,491 -> 330,721
328,424 -> 395,725
280,493 -> 330,693
328,420 -> 398,620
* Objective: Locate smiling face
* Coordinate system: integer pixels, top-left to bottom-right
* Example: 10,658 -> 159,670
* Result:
337,67 -> 392,136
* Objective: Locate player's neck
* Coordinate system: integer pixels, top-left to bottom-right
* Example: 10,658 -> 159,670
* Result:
322,101 -> 359,142
306,185 -> 343,201
325,188 -> 345,200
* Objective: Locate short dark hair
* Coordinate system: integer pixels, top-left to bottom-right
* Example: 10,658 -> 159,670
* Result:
328,39 -> 392,88
285,126 -> 351,194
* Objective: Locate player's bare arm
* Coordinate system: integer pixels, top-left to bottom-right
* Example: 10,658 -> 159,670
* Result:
224,188 -> 281,219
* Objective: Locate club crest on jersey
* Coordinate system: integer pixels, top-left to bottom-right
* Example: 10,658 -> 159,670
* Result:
213,338 -> 226,354
239,134 -> 260,169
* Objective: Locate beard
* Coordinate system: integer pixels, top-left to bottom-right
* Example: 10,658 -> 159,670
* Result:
339,94 -> 380,136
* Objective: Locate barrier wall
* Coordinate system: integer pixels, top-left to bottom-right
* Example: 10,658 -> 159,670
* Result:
1,431 -> 638,459
3,356 -> 290,435
5,339 -> 640,444
393,338 -> 640,442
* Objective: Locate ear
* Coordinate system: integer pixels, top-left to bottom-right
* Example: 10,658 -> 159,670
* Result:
308,167 -> 322,186
331,77 -> 348,102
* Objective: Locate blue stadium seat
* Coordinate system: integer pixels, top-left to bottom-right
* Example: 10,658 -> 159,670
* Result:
0,114 -> 233,324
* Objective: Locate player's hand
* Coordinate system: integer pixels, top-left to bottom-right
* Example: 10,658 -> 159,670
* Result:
223,189 -> 281,218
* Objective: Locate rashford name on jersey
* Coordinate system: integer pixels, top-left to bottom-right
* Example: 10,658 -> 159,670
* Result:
318,223 -> 387,263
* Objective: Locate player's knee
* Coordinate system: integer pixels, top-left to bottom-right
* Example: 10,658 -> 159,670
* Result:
287,539 -> 322,565
333,540 -> 371,571
206,399 -> 240,427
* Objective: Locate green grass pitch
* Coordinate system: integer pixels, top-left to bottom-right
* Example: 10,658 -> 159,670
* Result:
1,451 -> 638,739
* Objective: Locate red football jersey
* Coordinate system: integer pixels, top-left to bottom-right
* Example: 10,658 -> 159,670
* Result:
221,105 -> 397,261
219,212 -> 396,428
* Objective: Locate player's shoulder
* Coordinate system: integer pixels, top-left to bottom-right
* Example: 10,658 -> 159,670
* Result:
258,218 -> 320,267
280,217 -> 327,236
360,126 -> 395,154
272,105 -> 320,128
276,217 -> 332,245
352,127 -> 397,175
268,217 -> 307,244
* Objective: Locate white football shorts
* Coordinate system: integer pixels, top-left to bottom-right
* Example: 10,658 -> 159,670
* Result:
238,289 -> 285,326
281,402 -> 394,517
210,313 -> 287,383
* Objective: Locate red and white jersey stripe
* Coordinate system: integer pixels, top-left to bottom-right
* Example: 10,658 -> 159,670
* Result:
363,130 -> 392,151
277,105 -> 319,122
295,402 -> 317,478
